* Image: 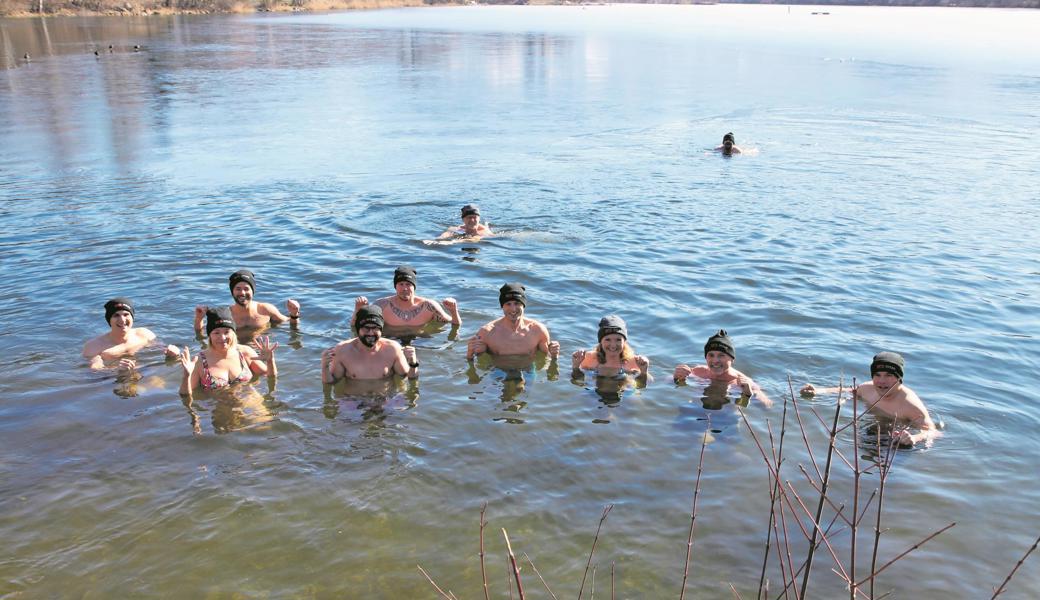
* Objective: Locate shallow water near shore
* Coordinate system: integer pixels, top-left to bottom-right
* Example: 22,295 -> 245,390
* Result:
2,5 -> 1040,597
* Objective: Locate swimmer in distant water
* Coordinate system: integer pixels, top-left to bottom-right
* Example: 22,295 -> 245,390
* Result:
82,298 -> 179,371
715,132 -> 742,156
322,305 -> 418,383
467,283 -> 560,360
194,269 -> 300,335
801,352 -> 939,447
353,265 -> 461,329
439,204 -> 493,240
674,329 -> 771,406
572,315 -> 651,381
178,307 -> 276,398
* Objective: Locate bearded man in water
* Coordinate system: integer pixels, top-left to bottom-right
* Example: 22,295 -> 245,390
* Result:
322,305 -> 418,383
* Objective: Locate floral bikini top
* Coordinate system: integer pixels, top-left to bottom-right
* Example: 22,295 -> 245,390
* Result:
199,350 -> 251,390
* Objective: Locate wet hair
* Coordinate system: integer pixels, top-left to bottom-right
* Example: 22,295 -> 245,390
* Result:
104,298 -> 135,324
461,204 -> 480,218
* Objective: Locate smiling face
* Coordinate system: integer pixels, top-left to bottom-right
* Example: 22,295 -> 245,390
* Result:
395,281 -> 415,301
598,333 -> 626,356
872,371 -> 901,395
704,350 -> 733,375
358,324 -> 382,348
501,300 -> 524,323
232,282 -> 253,307
109,310 -> 133,332
209,326 -> 236,350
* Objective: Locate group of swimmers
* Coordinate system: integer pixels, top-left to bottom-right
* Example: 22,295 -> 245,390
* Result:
82,203 -> 938,446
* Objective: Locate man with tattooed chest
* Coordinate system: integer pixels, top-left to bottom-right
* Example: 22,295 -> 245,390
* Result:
353,265 -> 461,329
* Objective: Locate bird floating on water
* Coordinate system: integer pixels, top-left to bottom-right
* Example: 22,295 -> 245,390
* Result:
23,53 -> 30,61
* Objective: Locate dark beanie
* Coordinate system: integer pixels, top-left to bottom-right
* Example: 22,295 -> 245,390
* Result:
598,315 -> 628,341
104,298 -> 135,323
229,269 -> 255,293
354,305 -> 385,331
206,306 -> 237,335
461,204 -> 480,218
499,282 -> 527,307
394,265 -> 417,289
704,329 -> 735,359
871,352 -> 905,380
723,132 -> 735,143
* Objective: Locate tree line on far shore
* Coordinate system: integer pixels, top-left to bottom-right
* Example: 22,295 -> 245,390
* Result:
2,0 -> 1036,20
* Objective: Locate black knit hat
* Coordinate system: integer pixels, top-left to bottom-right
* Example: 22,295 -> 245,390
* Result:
206,306 -> 237,335
229,269 -> 255,293
598,315 -> 628,341
871,352 -> 905,380
704,329 -> 735,359
394,265 -> 417,289
461,204 -> 480,218
354,305 -> 385,331
499,282 -> 527,307
104,297 -> 135,324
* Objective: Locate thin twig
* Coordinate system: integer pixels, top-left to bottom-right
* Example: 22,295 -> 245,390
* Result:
853,522 -> 956,587
730,582 -> 744,599
870,433 -> 900,598
757,392 -> 790,598
480,502 -> 491,600
990,533 -> 1040,598
611,560 -> 616,600
799,384 -> 845,600
577,504 -> 613,600
523,552 -> 560,600
680,417 -> 711,600
502,528 -> 526,600
417,564 -> 454,600
797,465 -> 853,527
850,378 -> 860,600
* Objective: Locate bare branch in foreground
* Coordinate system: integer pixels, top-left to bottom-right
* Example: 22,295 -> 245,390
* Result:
502,528 -> 526,600
417,564 -> 455,600
578,504 -> 613,600
680,417 -> 711,600
522,552 -> 559,600
990,533 -> 1040,598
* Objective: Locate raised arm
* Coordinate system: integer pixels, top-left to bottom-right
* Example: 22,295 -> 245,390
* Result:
321,345 -> 344,384
250,336 -> 278,378
466,326 -> 491,360
193,305 -> 207,334
537,324 -> 560,359
395,345 -> 419,379
178,346 -> 200,398
434,298 -> 462,326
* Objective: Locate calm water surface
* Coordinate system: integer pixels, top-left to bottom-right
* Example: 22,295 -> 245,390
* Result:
2,5 -> 1039,598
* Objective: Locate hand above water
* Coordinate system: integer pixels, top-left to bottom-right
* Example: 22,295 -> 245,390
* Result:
251,335 -> 278,360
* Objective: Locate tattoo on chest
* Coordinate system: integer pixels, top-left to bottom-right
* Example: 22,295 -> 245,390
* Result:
381,299 -> 433,322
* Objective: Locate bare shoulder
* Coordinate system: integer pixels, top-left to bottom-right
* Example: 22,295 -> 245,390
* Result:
382,339 -> 404,351
530,319 -> 550,335
137,327 -> 158,342
901,386 -> 929,413
258,302 -> 280,315
82,334 -> 105,357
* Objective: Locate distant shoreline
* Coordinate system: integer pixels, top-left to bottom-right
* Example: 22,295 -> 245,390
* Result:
1,0 -> 1036,19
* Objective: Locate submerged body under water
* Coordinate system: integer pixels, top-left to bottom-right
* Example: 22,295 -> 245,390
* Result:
2,5 -> 1039,598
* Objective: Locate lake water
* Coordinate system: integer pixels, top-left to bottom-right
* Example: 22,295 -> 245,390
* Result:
2,5 -> 1039,598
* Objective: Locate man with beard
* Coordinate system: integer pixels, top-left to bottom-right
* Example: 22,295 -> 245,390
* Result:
466,283 -> 560,360
673,329 -> 771,406
800,352 -> 938,447
322,305 -> 418,382
194,270 -> 301,334
83,297 -> 179,370
353,265 -> 460,328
